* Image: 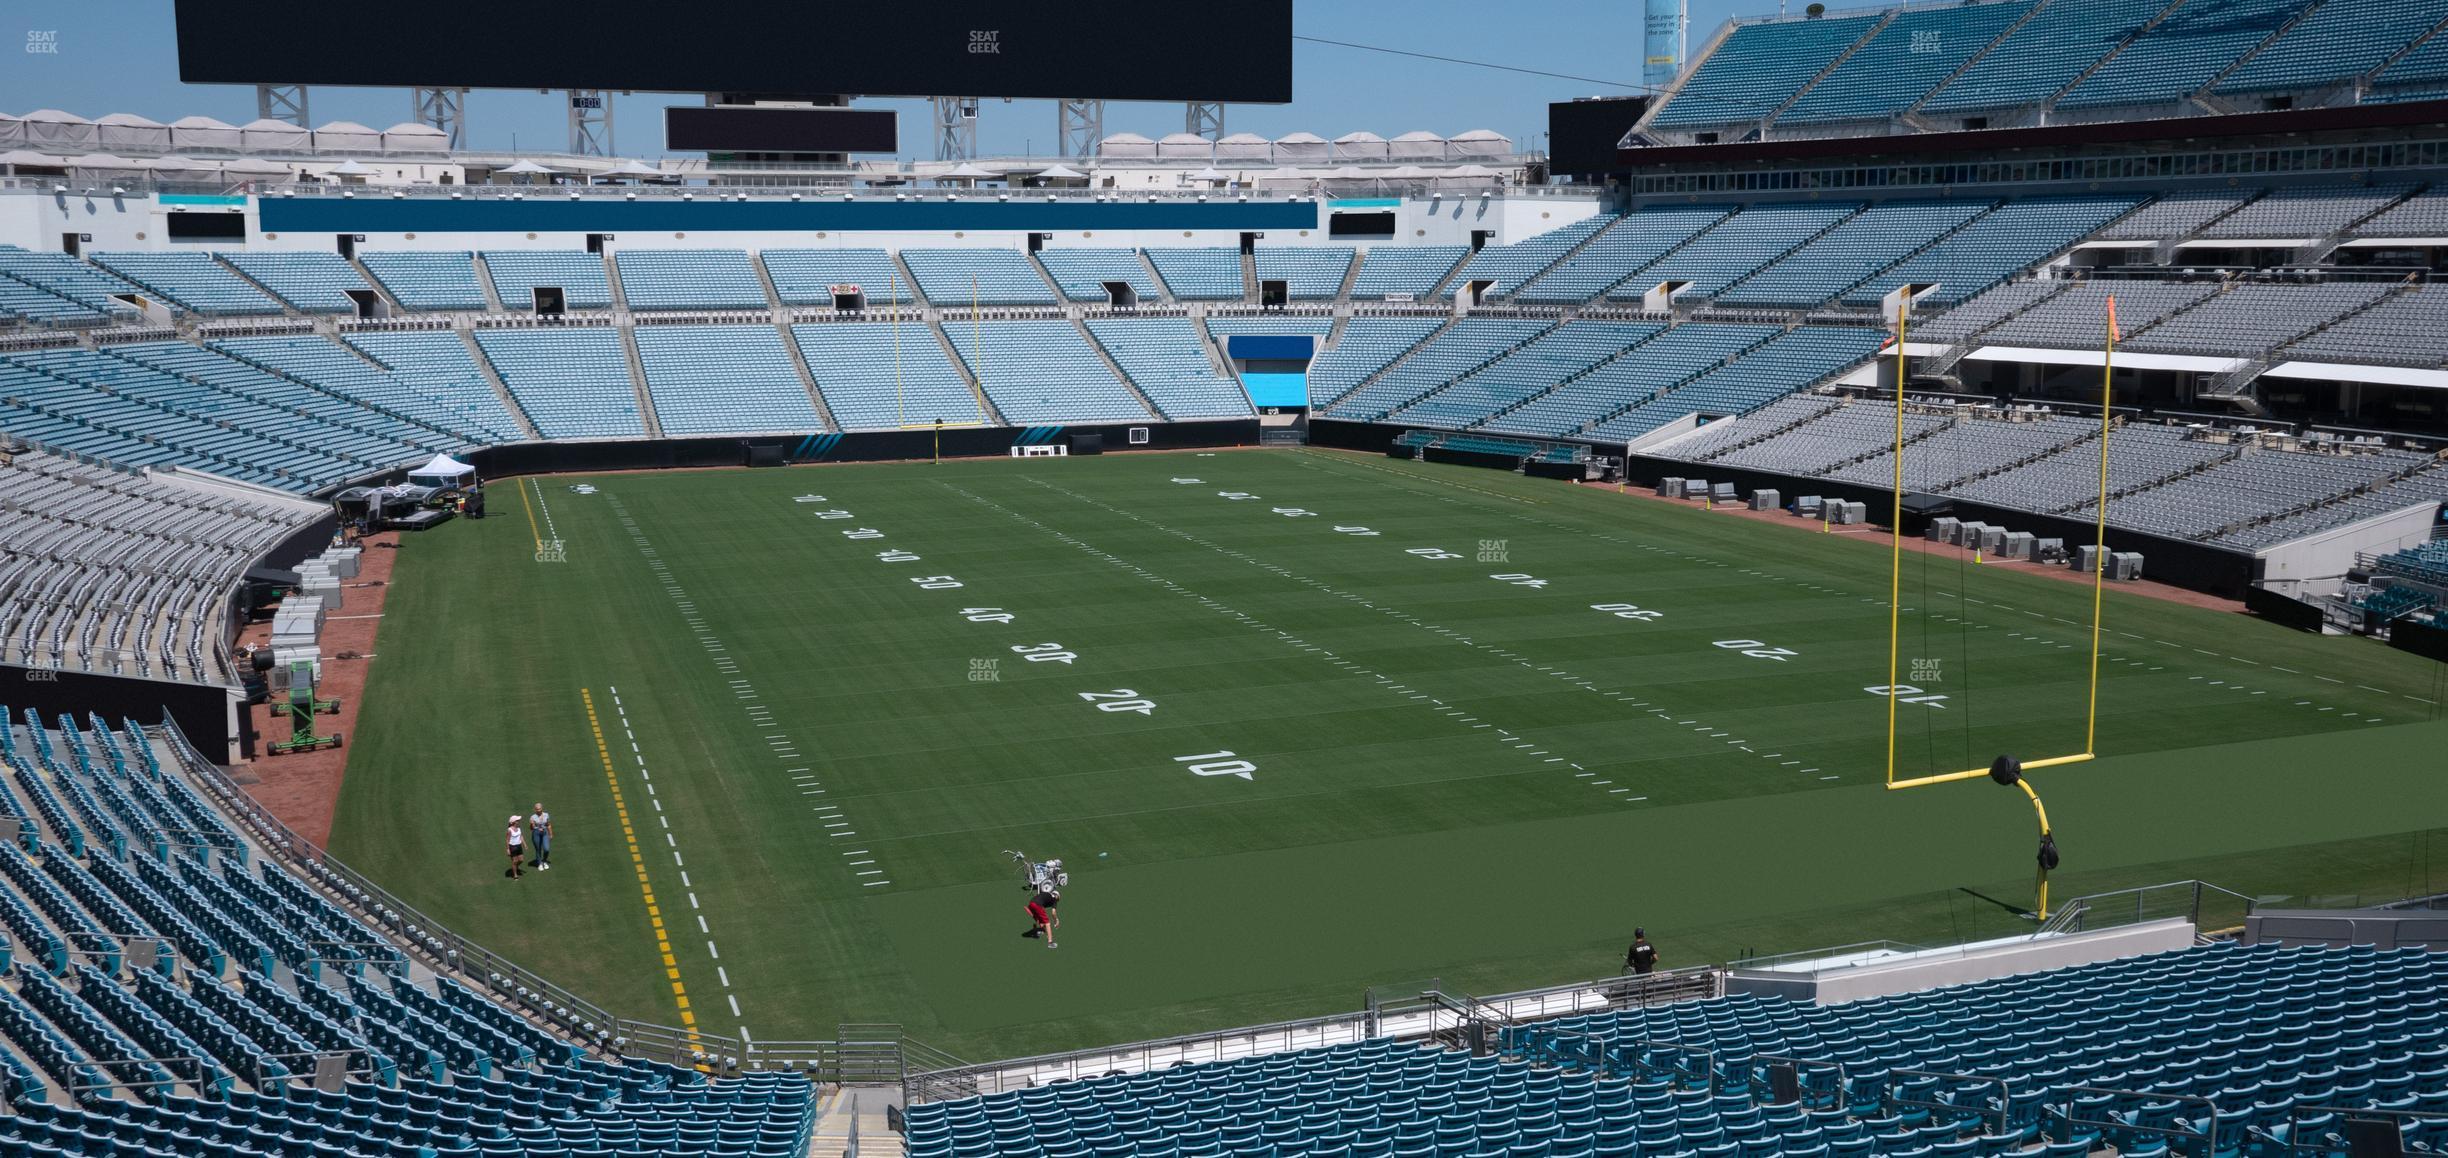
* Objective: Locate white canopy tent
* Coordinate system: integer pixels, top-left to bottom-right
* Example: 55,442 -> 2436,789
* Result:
325,159 -> 378,179
1447,129 -> 1512,158
144,156 -> 222,181
169,116 -> 242,152
68,153 -> 146,177
407,453 -> 477,489
1332,131 -> 1388,160
1098,132 -> 1156,159
1388,131 -> 1447,160
1155,132 -> 1213,160
380,122 -> 449,154
312,121 -> 383,152
1214,132 -> 1271,161
0,113 -> 21,151
1273,132 -> 1329,161
221,157 -> 294,177
23,110 -> 98,151
1032,163 -> 1089,181
0,150 -> 65,171
238,119 -> 310,153
603,159 -> 663,177
95,113 -> 171,154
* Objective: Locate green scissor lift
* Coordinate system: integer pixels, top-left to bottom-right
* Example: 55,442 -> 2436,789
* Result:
268,661 -> 342,755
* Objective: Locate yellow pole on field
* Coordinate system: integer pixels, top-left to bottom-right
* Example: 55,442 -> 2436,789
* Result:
1884,300 -> 1909,789
2017,777 -> 2053,920
2085,297 -> 2119,756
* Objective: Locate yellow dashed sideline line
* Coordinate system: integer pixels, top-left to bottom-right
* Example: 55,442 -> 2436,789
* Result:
519,477 -> 544,553
581,687 -> 700,1043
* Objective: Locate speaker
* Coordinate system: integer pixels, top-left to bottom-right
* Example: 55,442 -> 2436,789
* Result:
1069,433 -> 1104,455
1767,1064 -> 1802,1105
745,444 -> 785,468
2346,1116 -> 2403,1158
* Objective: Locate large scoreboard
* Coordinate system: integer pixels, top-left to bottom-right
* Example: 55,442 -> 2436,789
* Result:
173,0 -> 1293,104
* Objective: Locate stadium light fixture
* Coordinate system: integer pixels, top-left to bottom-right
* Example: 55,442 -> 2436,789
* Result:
51,183 -> 67,194
568,191 -> 580,200
110,186 -> 126,196
449,191 -> 461,199
391,190 -> 403,199
624,192 -> 636,201
789,192 -> 801,201
342,189 -> 355,198
681,191 -> 694,200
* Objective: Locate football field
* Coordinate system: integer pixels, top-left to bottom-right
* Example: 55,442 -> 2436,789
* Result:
333,448 -> 2448,1060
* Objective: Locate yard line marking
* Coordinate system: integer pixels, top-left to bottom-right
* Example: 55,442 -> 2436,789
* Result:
582,687 -> 700,1045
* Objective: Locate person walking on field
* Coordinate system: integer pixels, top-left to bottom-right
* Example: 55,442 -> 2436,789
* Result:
504,816 -> 527,880
528,803 -> 553,871
1625,927 -> 1658,975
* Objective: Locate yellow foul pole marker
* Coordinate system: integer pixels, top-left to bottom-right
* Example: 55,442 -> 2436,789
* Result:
2086,297 -> 2118,756
1884,301 -> 1909,789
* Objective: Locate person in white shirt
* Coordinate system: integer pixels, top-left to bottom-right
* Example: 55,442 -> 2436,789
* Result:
504,816 -> 526,880
528,804 -> 553,870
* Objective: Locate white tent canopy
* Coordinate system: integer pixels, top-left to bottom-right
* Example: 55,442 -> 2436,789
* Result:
1332,131 -> 1389,160
1185,166 -> 1229,183
407,453 -> 476,486
1214,132 -> 1270,161
168,115 -> 242,152
95,113 -> 170,154
312,121 -> 382,151
325,159 -> 377,176
1099,132 -> 1156,159
1447,129 -> 1512,157
1155,132 -> 1213,159
380,122 -> 449,154
23,110 -> 97,151
1032,163 -> 1089,180
0,113 -> 21,151
603,159 -> 663,177
0,150 -> 64,169
238,118 -> 310,153
495,159 -> 558,175
143,156 -> 221,179
939,161 -> 997,179
1388,131 -> 1447,160
1273,132 -> 1329,161
221,156 -> 293,176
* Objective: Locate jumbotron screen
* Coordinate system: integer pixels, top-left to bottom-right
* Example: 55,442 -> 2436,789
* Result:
172,0 -> 1293,103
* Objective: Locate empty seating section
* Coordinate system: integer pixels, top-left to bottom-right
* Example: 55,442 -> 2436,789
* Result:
1976,280 -> 2213,348
1145,248 -> 1245,300
2095,189 -> 2257,240
0,249 -> 144,320
2374,10 -> 2448,85
0,277 -> 104,325
634,325 -> 824,435
899,248 -> 1058,306
1596,327 -> 1889,438
1447,215 -> 1617,299
479,250 -> 611,309
473,328 -> 643,438
1486,324 -> 1782,438
1390,322 -> 1661,429
209,336 -> 515,444
2059,0 -> 2316,108
2280,285 -> 2448,366
1718,200 -> 1992,308
216,251 -> 369,313
1350,246 -> 1468,299
953,320 -> 1152,425
759,248 -> 914,306
88,253 -> 279,316
1085,318 -> 1254,419
0,452 -> 312,683
1662,395 -> 1844,461
2348,187 -> 2448,237
1949,421 -> 2232,511
1923,0 -> 2173,113
1326,318 -> 1553,421
1253,247 -> 1356,300
1306,317 -> 1446,405
2078,443 -> 2427,536
1825,411 -> 2099,489
1655,14 -> 1886,126
1777,1 -> 2035,124
1711,403 -> 1951,476
1517,208 -> 1733,303
2196,183 -> 2412,238
343,330 -> 528,439
1035,249 -> 1163,302
356,251 -> 487,311
792,322 -> 984,430
915,943 -> 2448,1158
0,346 -> 416,491
612,249 -> 767,311
1844,195 -> 2140,307
1908,280 -> 2066,344
0,707 -> 818,1156
2220,0 -> 2448,91
1618,203 -> 1861,302
2124,282 -> 2393,355
2216,466 -> 2448,547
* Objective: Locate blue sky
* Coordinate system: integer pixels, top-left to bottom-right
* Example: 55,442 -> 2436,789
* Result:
2,0 -> 1774,159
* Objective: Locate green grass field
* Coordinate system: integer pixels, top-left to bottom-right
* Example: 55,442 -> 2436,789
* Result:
331,448 -> 2448,1061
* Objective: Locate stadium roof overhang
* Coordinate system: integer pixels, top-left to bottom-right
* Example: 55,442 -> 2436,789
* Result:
1966,347 -> 2242,374
1615,98 -> 2448,172
2264,362 -> 2448,390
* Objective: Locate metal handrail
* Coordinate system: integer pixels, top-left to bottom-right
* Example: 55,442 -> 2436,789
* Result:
1890,1069 -> 2012,1136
